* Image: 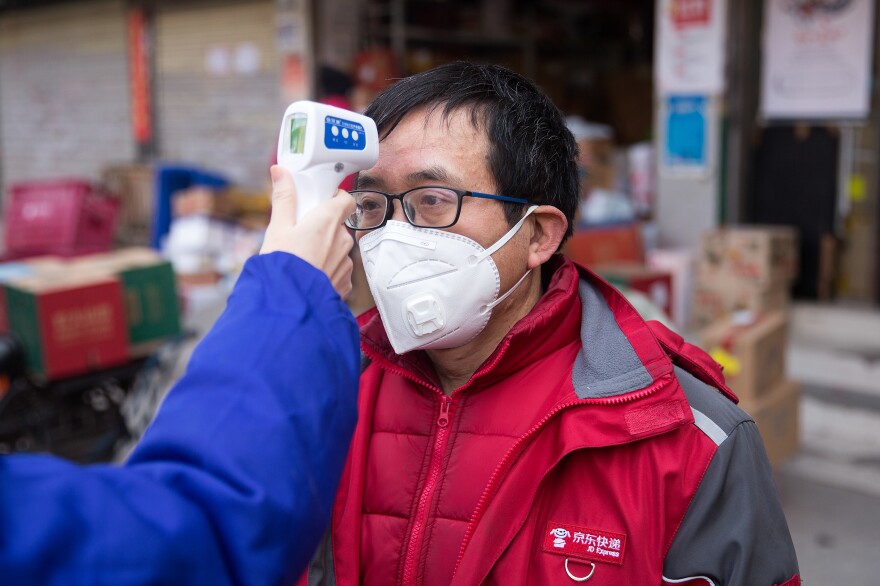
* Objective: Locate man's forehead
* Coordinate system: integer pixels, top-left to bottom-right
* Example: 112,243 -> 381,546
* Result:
359,104 -> 494,192
422,103 -> 488,134
382,103 -> 485,136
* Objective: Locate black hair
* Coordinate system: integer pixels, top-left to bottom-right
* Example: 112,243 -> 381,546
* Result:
364,62 -> 579,244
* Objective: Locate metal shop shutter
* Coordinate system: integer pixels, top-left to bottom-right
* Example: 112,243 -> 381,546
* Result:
154,0 -> 280,187
0,0 -> 133,196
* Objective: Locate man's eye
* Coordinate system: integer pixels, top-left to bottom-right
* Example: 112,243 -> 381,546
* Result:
359,196 -> 385,212
412,189 -> 455,208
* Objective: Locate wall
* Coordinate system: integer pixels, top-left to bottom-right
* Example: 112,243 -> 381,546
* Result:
654,96 -> 722,248
154,0 -> 280,187
0,0 -> 133,194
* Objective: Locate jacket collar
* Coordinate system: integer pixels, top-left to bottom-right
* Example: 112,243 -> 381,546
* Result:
359,254 -> 673,399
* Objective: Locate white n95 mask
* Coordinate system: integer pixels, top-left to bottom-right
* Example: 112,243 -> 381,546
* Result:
358,206 -> 537,355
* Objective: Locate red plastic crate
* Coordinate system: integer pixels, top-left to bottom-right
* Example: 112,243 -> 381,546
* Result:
4,179 -> 119,258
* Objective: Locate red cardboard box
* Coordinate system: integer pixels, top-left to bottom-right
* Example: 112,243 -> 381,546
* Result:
564,224 -> 644,267
5,273 -> 129,381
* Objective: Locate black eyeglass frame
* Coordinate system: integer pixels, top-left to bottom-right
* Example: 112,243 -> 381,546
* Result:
345,185 -> 533,230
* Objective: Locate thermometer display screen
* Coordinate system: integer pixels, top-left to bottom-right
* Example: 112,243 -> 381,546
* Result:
289,114 -> 308,154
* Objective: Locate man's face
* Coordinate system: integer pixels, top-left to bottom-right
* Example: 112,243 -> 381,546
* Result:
356,106 -> 530,295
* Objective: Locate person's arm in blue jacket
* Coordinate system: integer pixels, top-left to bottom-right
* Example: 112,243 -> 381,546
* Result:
0,166 -> 360,585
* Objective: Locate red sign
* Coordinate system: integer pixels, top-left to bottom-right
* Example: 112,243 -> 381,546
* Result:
128,9 -> 152,143
671,0 -> 712,28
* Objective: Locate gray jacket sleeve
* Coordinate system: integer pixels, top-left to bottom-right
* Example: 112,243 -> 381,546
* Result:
664,368 -> 800,586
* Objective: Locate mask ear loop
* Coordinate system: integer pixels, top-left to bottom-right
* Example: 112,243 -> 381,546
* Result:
476,205 -> 539,262
476,205 -> 540,315
481,268 -> 531,314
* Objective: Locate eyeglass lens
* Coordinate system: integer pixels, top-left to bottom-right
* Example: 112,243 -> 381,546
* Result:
349,187 -> 461,229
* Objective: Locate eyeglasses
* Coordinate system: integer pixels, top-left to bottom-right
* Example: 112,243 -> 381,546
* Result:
345,186 -> 532,230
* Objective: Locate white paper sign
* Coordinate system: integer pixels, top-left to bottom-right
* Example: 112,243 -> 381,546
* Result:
656,0 -> 727,94
761,0 -> 875,120
234,43 -> 261,75
205,45 -> 231,76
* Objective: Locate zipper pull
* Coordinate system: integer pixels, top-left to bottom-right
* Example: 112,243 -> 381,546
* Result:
437,397 -> 452,428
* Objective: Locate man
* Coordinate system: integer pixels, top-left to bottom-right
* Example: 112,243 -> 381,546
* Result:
304,63 -> 801,585
0,167 -> 360,585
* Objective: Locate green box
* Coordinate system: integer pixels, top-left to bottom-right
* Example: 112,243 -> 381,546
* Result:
118,261 -> 181,351
71,249 -> 182,356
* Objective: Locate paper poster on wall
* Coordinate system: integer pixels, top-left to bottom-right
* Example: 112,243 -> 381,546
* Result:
656,0 -> 727,94
234,43 -> 262,75
663,95 -> 709,175
761,0 -> 875,120
205,45 -> 231,76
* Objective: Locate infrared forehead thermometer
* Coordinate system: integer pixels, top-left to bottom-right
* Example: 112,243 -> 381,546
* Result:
276,100 -> 379,222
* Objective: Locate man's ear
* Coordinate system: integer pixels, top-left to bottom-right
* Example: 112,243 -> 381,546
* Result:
527,206 -> 568,270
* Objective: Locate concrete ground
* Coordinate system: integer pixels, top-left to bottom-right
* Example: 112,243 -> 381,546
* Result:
780,302 -> 880,584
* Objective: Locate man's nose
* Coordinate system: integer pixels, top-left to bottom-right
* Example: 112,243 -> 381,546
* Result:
388,199 -> 409,224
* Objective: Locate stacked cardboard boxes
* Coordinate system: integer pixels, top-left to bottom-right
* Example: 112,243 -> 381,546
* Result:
0,248 -> 180,382
700,311 -> 800,467
164,186 -> 269,287
692,226 -> 798,331
694,226 -> 801,467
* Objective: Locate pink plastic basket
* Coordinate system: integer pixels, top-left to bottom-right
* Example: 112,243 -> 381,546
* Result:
4,179 -> 119,258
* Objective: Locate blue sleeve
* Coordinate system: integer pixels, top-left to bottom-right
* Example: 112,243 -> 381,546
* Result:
0,252 -> 360,586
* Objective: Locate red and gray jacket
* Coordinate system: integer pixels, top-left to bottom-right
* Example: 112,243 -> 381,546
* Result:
304,255 -> 800,585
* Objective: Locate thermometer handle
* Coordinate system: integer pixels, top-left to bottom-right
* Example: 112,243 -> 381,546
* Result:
291,164 -> 349,223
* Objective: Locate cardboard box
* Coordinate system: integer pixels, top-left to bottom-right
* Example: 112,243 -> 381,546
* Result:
691,278 -> 789,332
172,186 -> 235,218
0,263 -> 36,333
596,264 -> 673,321
700,311 -> 788,401
564,224 -> 644,268
102,164 -> 154,245
115,260 -> 180,356
567,118 -> 617,195
222,186 -> 271,217
738,379 -> 801,468
5,273 -> 129,380
697,226 -> 799,287
0,257 -> 65,333
71,248 -> 181,356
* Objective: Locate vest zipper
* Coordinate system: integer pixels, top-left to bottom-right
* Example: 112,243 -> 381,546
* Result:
401,395 -> 454,586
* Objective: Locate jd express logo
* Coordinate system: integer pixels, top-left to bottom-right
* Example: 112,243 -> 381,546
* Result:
543,522 -> 627,566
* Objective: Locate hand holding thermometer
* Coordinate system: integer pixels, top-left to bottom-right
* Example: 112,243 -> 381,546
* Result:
276,101 -> 379,223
